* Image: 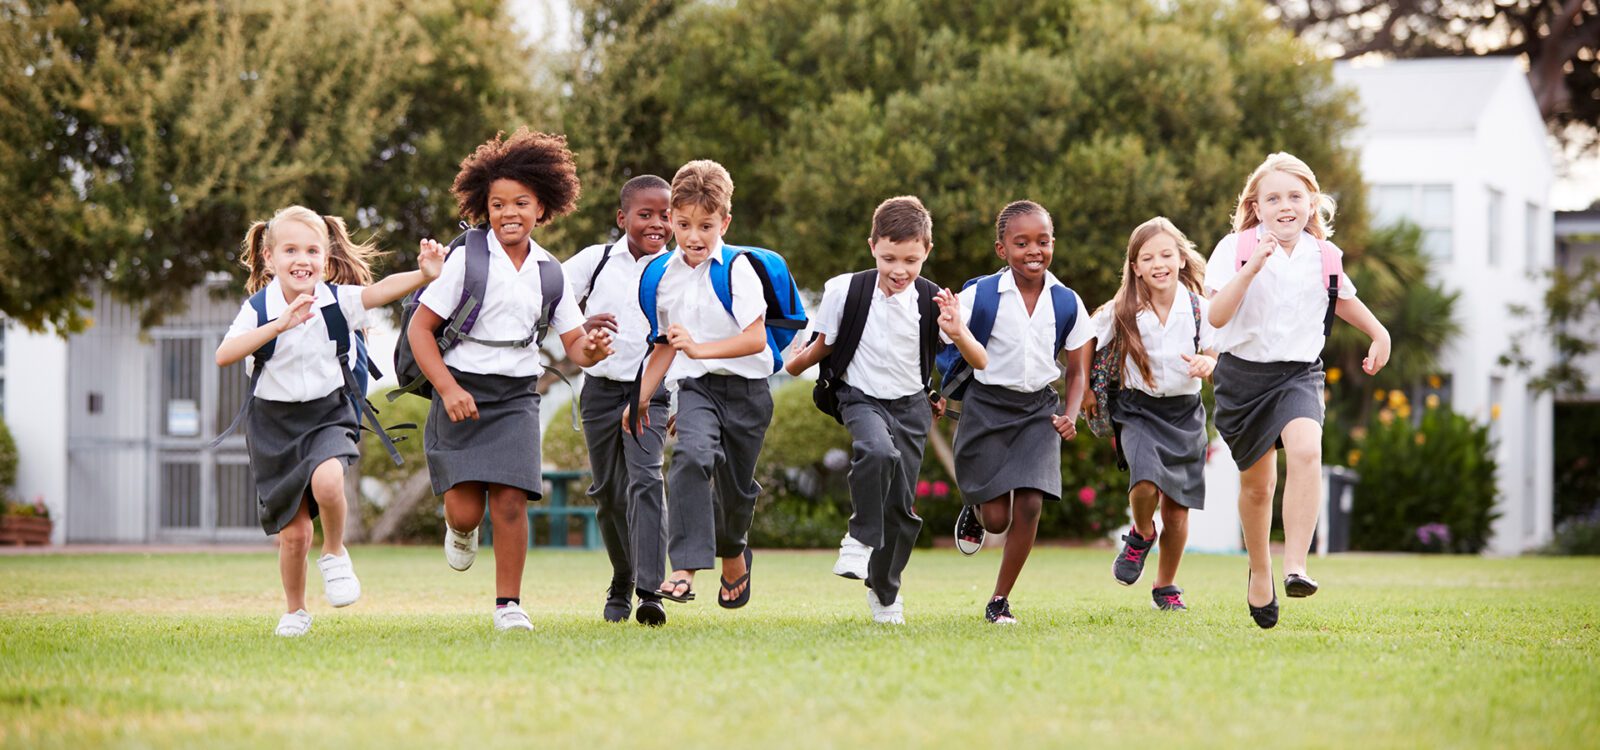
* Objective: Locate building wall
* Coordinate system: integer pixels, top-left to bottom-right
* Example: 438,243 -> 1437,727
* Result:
2,322 -> 69,544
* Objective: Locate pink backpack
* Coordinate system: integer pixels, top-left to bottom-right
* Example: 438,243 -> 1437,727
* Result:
1234,230 -> 1344,336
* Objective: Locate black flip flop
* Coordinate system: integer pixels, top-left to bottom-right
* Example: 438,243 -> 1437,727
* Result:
718,547 -> 753,609
657,578 -> 696,603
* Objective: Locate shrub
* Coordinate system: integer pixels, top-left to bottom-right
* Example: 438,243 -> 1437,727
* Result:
1541,508 -> 1600,556
1347,400 -> 1500,553
0,416 -> 16,493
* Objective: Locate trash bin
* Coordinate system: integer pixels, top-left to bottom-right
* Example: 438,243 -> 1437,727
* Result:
1317,465 -> 1360,555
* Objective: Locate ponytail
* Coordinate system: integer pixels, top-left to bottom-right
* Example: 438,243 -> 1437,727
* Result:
322,214 -> 380,287
239,220 -> 273,293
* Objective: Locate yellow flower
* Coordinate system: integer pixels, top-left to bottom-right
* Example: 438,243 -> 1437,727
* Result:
1428,374 -> 1443,390
1348,449 -> 1362,466
1397,403 -> 1412,419
1414,433 -> 1426,446
1425,394 -> 1440,409
1491,404 -> 1502,420
1378,409 -> 1395,425
1326,367 -> 1343,384
1388,390 -> 1408,408
1351,426 -> 1368,441
1375,389 -> 1387,402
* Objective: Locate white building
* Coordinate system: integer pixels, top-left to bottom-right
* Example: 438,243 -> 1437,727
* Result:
1554,209 -> 1600,403
1335,57 -> 1555,554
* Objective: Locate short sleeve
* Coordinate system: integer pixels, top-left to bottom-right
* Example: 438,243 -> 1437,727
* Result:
1061,290 -> 1095,351
940,283 -> 978,345
1090,305 -> 1116,351
811,274 -> 850,344
561,244 -> 602,301
417,248 -> 467,318
1327,242 -> 1358,299
224,299 -> 257,343
1196,295 -> 1216,352
335,284 -> 368,330
1204,234 -> 1239,296
729,256 -> 766,329
550,269 -> 586,336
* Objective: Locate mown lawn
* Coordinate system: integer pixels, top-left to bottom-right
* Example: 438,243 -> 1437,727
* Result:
1,546 -> 1596,749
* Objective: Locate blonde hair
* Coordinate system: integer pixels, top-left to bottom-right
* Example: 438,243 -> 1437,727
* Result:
238,206 -> 381,293
670,159 -> 734,217
1104,217 -> 1207,386
1230,152 -> 1337,240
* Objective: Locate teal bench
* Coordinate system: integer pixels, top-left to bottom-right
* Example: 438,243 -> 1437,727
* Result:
481,470 -> 600,550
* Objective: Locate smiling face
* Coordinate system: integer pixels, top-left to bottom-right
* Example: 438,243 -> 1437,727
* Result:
670,202 -> 731,267
618,187 -> 670,256
995,210 -> 1054,285
266,219 -> 328,297
488,178 -> 544,250
869,237 -> 928,296
1133,232 -> 1184,296
1253,169 -> 1314,244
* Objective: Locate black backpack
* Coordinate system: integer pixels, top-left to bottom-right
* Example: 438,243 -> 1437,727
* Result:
811,271 -> 940,424
388,226 -> 566,401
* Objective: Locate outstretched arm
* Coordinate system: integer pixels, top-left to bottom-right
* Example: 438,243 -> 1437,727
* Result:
784,335 -> 832,376
360,239 -> 446,309
215,293 -> 316,367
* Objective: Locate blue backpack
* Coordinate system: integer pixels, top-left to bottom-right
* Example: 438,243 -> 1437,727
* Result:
935,270 -> 1080,407
211,282 -> 409,465
637,245 -> 808,373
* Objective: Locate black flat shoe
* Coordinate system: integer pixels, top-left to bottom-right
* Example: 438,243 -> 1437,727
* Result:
1284,573 -> 1319,598
1248,572 -> 1279,630
635,598 -> 667,627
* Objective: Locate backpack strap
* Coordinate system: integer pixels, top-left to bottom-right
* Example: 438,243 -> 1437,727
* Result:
818,270 -> 878,387
577,243 -> 615,311
968,273 -> 1003,347
638,250 -> 675,345
915,277 -> 940,389
534,258 -> 564,346
1234,229 -> 1257,269
451,241 -> 565,349
1049,284 -> 1077,355
1189,290 -> 1202,353
1318,239 -> 1342,336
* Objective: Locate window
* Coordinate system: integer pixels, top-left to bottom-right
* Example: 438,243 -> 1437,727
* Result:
1525,202 -> 1542,272
1487,187 -> 1504,266
1371,184 -> 1454,260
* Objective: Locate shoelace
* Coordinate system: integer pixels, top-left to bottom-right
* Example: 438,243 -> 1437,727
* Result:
1159,593 -> 1184,608
1123,545 -> 1147,564
986,598 -> 1013,621
959,510 -> 984,540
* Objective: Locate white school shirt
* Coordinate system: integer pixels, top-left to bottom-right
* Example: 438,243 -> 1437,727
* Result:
947,269 -> 1095,394
224,279 -> 369,403
1090,293 -> 1216,397
416,232 -> 585,378
653,241 -> 771,386
563,237 -> 667,382
1203,228 -> 1357,363
812,272 -> 923,400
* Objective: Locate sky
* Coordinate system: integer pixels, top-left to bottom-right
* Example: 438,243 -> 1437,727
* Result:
506,0 -> 1599,211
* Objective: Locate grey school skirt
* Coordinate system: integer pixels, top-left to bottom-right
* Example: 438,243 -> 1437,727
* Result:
1112,390 -> 1207,510
425,368 -> 543,498
245,390 -> 360,535
952,382 -> 1063,504
1212,353 -> 1325,471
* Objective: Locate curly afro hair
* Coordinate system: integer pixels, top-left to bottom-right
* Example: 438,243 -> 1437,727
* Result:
451,127 -> 581,226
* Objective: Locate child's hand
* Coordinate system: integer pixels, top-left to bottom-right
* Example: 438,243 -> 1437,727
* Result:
583,328 -> 614,362
623,401 -> 652,436
1082,388 -> 1099,420
1363,336 -> 1391,375
418,239 -> 446,281
1051,413 -> 1077,441
1182,353 -> 1216,379
930,395 -> 946,421
666,323 -> 701,358
583,312 -> 619,335
442,385 -> 478,423
935,288 -> 963,337
666,412 -> 677,438
1242,234 -> 1277,275
276,294 -> 317,332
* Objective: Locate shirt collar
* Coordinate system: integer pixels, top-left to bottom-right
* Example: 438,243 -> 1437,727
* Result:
997,267 -> 1063,295
874,277 -> 919,309
618,236 -> 667,261
263,277 -> 332,315
490,230 -> 551,265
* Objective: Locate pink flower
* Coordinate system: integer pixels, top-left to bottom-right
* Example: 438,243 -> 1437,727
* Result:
932,481 -> 949,497
916,480 -> 931,497
1078,487 -> 1096,506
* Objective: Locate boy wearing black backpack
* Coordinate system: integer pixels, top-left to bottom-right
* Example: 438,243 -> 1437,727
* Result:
784,196 -> 986,624
627,159 -> 807,610
563,175 -> 673,626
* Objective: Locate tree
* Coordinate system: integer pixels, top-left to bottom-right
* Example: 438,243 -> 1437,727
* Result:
0,0 -> 552,332
559,0 -> 1370,306
1266,0 -> 1600,151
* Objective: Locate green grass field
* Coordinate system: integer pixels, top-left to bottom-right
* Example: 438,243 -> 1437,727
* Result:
2,546 -> 1596,749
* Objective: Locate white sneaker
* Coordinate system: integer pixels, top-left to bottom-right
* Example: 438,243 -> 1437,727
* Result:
832,534 -> 870,580
318,552 -> 361,607
275,609 -> 312,637
444,524 -> 478,571
493,602 -> 533,632
868,590 -> 905,625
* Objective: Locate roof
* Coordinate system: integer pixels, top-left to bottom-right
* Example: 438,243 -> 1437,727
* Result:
1332,57 -> 1527,135
1556,209 -> 1600,236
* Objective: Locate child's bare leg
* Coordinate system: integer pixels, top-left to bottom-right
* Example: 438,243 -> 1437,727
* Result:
992,490 -> 1043,599
487,485 -> 529,600
1239,450 -> 1277,607
278,500 -> 315,612
443,482 -> 487,533
1153,498 -> 1189,589
1279,418 -> 1323,578
1128,481 -> 1160,539
977,493 -> 1012,534
309,458 -> 348,558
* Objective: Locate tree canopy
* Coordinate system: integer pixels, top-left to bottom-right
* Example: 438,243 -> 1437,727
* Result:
0,0 -> 551,331
557,0 -> 1371,307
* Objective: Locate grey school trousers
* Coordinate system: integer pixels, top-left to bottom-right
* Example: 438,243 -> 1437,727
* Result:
838,384 -> 932,606
667,374 -> 774,571
580,376 -> 671,595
